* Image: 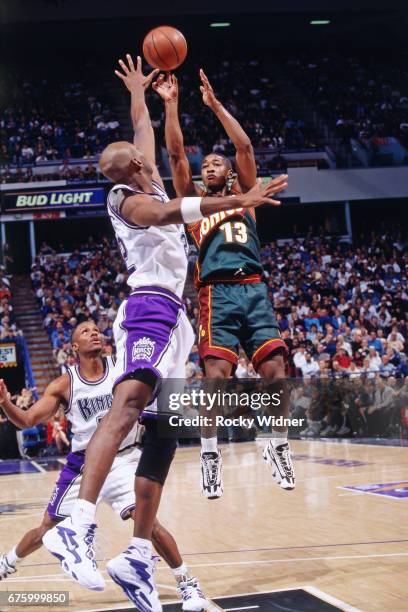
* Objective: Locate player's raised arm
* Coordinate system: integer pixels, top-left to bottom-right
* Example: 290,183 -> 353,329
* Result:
153,73 -> 197,197
0,377 -> 67,429
120,174 -> 288,227
199,69 -> 257,192
114,54 -> 163,186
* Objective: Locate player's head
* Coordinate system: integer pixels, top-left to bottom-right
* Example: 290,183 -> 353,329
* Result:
201,153 -> 234,193
99,141 -> 153,184
71,321 -> 103,359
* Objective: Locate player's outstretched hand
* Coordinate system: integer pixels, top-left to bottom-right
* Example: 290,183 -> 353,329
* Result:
199,69 -> 219,108
241,175 -> 288,209
0,379 -> 10,404
152,73 -> 178,102
115,54 -> 159,92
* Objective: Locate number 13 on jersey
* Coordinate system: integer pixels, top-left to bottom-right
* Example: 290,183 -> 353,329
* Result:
220,221 -> 248,244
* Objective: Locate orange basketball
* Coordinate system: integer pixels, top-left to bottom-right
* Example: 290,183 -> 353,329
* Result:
143,26 -> 187,71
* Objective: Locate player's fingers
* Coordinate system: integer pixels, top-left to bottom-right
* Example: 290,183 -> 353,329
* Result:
137,55 -> 142,72
144,69 -> 159,87
200,68 -> 209,84
263,198 -> 282,206
126,54 -> 135,71
271,173 -> 288,184
264,175 -> 288,191
118,59 -> 129,74
264,181 -> 288,196
114,70 -> 126,81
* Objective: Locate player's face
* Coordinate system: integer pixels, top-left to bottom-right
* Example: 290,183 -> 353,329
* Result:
74,323 -> 103,355
201,155 -> 230,190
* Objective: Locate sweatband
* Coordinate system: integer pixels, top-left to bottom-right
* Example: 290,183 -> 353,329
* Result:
180,197 -> 204,223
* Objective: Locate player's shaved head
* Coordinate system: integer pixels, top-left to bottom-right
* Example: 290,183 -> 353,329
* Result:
99,141 -> 141,182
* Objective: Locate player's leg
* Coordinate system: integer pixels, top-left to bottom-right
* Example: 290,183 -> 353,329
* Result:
151,521 -> 208,611
3,451 -> 84,581
106,416 -> 176,612
0,511 -> 59,580
258,351 -> 295,489
243,284 -> 295,490
197,285 -> 239,499
43,377 -> 153,593
102,445 -> 208,611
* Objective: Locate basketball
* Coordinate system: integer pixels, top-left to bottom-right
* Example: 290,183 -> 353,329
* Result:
143,26 -> 187,70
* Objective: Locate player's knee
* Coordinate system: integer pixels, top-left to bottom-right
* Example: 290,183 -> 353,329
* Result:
258,352 -> 285,379
204,357 -> 232,379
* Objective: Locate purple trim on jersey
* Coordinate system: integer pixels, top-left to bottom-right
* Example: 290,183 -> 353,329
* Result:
114,291 -> 182,389
47,451 -> 85,520
74,357 -> 108,386
64,368 -> 74,415
130,285 -> 183,306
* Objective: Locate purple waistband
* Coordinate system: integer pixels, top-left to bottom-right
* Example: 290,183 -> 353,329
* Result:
130,286 -> 183,306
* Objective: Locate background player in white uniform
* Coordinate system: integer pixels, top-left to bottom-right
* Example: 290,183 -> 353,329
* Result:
0,321 -> 208,611
42,54 -> 289,612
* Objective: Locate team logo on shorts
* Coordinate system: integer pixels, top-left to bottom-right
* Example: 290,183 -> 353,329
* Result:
49,486 -> 59,506
132,337 -> 156,362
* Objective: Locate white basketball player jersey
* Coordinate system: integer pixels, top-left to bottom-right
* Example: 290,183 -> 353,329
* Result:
65,356 -> 138,452
107,180 -> 188,298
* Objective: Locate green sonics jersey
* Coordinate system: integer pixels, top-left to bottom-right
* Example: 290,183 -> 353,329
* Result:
188,190 -> 264,287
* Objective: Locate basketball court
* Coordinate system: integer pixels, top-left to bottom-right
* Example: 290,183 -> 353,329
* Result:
1,438 -> 407,611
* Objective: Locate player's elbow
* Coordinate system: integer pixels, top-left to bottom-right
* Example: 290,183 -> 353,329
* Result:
236,140 -> 253,154
168,149 -> 185,164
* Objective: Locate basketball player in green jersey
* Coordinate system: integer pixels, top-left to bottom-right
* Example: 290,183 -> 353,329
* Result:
154,72 -> 294,497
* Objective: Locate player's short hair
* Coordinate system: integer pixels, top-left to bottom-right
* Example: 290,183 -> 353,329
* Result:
70,320 -> 97,345
202,153 -> 233,171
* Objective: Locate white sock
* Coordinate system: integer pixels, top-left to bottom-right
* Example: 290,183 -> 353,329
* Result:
71,499 -> 96,526
7,546 -> 22,566
172,562 -> 189,582
130,537 -> 152,558
271,433 -> 288,449
201,437 -> 218,453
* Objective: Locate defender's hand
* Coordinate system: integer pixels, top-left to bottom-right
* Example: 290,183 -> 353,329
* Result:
115,54 -> 159,92
241,175 -> 288,209
152,73 -> 179,102
0,379 -> 10,404
199,69 -> 219,108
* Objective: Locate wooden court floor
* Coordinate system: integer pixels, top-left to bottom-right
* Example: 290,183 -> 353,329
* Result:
0,439 -> 407,612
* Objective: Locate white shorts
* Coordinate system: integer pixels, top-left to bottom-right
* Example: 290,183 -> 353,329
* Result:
47,447 -> 141,521
113,288 -> 194,415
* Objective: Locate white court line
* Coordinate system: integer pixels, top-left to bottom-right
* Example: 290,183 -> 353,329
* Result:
15,551 -> 408,585
77,585 -> 361,612
29,459 -> 46,473
155,550 -> 408,570
224,607 -> 259,611
304,585 -> 361,612
338,485 -> 408,501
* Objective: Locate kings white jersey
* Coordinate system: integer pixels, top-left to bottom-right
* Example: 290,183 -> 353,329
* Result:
107,180 -> 188,298
65,356 -> 138,452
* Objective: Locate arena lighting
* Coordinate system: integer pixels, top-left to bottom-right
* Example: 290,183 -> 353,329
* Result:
210,22 -> 231,28
310,20 -> 331,25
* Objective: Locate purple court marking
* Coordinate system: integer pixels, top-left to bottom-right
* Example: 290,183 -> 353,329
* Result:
19,538 -> 408,569
342,481 -> 408,499
292,454 -> 370,467
0,460 -> 40,475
